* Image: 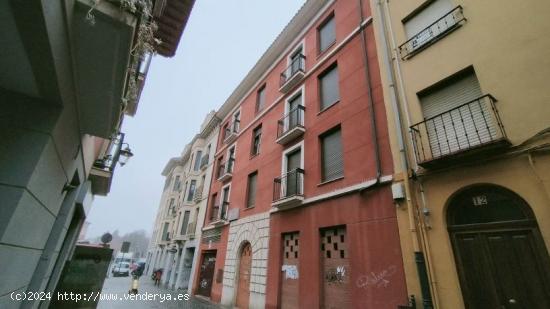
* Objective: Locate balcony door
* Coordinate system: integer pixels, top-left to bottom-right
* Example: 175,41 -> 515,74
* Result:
221,186 -> 230,220
420,70 -> 497,158
285,148 -> 301,197
289,47 -> 303,76
287,93 -> 303,131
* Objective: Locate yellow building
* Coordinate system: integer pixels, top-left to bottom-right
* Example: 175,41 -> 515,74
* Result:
371,0 -> 550,308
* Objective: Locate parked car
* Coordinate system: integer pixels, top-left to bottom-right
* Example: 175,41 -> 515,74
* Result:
112,262 -> 130,277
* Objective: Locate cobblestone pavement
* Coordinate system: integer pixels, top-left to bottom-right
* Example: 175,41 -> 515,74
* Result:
97,275 -> 224,309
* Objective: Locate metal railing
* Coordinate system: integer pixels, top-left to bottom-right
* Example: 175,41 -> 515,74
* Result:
200,155 -> 209,169
280,54 -> 305,86
399,6 -> 465,59
410,94 -> 506,164
217,157 -> 234,179
273,168 -> 305,202
209,202 -> 229,222
186,221 -> 196,236
194,185 -> 203,202
224,120 -> 240,140
277,105 -> 305,138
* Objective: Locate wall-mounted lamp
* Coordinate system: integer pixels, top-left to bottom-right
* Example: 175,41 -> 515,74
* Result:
118,143 -> 134,166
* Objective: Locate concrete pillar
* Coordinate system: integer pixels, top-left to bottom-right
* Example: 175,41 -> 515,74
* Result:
174,248 -> 187,289
168,247 -> 181,289
162,250 -> 174,285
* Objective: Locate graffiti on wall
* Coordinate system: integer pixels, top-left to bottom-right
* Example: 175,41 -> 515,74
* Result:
325,265 -> 346,284
356,265 -> 397,289
282,265 -> 299,279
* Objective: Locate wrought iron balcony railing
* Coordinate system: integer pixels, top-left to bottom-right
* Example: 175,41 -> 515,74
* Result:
200,155 -> 209,169
194,185 -> 203,202
186,221 -> 196,236
399,6 -> 465,59
280,54 -> 305,87
209,202 -> 229,222
277,105 -> 305,141
410,95 -> 508,167
273,168 -> 305,202
217,157 -> 234,180
224,120 -> 240,142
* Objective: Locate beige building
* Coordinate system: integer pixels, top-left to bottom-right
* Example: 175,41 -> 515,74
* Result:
147,111 -> 221,291
372,0 -> 550,308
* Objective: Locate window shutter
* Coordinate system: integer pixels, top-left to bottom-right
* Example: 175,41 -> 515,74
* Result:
322,128 -> 343,181
319,15 -> 336,52
320,66 -> 340,110
247,173 -> 257,207
404,0 -> 453,38
420,71 -> 492,157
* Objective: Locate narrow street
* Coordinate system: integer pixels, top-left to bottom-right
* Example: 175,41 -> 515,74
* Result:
97,276 -> 223,309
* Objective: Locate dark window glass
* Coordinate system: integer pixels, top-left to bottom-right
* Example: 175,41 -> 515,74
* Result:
246,172 -> 258,208
319,14 -> 336,53
193,151 -> 202,171
172,175 -> 180,191
251,125 -> 262,155
256,85 -> 266,112
187,180 -> 196,201
180,210 -> 191,235
319,64 -> 340,110
321,127 -> 344,182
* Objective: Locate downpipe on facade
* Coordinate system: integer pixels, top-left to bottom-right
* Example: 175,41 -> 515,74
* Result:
375,0 -> 440,307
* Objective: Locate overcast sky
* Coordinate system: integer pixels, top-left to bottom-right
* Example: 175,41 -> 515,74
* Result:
86,0 -> 306,239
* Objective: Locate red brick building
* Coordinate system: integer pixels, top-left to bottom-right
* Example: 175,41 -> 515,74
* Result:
193,1 -> 408,308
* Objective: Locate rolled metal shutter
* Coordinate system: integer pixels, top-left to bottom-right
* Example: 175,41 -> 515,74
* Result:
322,128 -> 343,181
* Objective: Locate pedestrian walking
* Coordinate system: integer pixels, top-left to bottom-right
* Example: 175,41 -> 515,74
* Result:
154,269 -> 162,287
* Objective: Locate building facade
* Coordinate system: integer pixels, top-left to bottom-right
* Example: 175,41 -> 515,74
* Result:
147,111 -> 221,292
0,0 -> 194,308
372,0 -> 550,308
193,0 -> 409,308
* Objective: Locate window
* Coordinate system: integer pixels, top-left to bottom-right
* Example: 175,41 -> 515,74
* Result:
233,111 -> 241,133
227,146 -> 235,173
246,171 -> 258,208
172,175 -> 180,191
168,198 -> 175,210
210,193 -> 218,221
180,210 -> 191,235
404,0 -> 453,39
251,125 -> 262,156
187,180 -> 197,201
319,64 -> 340,110
223,123 -> 229,140
321,127 -> 344,182
318,13 -> 336,53
162,222 -> 169,241
193,151 -> 202,171
183,181 -> 188,198
256,85 -> 266,112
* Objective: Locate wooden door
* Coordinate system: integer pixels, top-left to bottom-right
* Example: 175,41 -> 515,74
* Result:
281,232 -> 300,309
453,228 -> 550,309
321,226 -> 351,309
449,185 -> 550,309
197,252 -> 216,297
236,243 -> 252,308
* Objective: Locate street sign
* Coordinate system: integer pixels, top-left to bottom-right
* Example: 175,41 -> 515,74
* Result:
121,241 -> 130,253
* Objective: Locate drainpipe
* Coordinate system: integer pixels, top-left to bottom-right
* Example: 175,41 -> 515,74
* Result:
375,0 -> 439,308
358,0 -> 382,185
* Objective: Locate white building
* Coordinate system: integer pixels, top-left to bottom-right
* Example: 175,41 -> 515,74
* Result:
146,111 -> 221,291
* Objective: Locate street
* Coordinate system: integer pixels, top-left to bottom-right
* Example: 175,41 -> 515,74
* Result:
97,276 -> 223,309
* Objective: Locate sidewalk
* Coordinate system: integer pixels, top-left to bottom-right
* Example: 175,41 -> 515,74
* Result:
97,276 -> 224,309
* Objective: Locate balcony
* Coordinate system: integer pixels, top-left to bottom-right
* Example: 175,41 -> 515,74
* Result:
186,221 -> 197,239
272,168 -> 305,209
410,95 -> 509,169
200,155 -> 209,170
209,202 -> 229,225
399,6 -> 465,60
224,120 -> 240,144
276,105 -> 306,145
194,185 -> 204,203
280,54 -> 306,93
217,158 -> 234,182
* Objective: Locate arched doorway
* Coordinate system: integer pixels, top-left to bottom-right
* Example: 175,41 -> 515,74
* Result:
236,242 -> 252,309
447,185 -> 550,308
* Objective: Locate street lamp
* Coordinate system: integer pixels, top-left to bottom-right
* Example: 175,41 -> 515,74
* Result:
118,143 -> 134,166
